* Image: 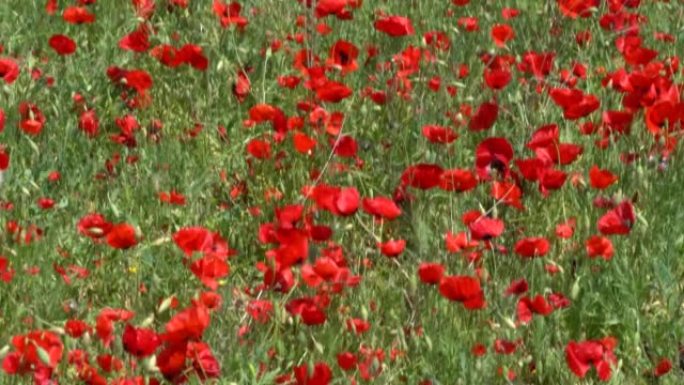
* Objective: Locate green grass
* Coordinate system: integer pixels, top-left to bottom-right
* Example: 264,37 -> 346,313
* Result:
0,0 -> 683,384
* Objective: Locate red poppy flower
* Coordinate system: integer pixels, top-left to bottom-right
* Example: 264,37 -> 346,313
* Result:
119,24 -> 150,53
597,200 -> 634,235
213,0 -> 248,29
327,40 -> 359,74
246,138 -> 272,159
491,181 -> 524,210
565,338 -> 617,381
401,163 -> 444,190
176,44 -> 209,71
549,88 -> 600,120
378,239 -> 406,258
2,330 -> 63,377
18,102 -> 46,136
422,125 -> 458,144
440,169 -> 478,192
475,137 -> 513,179
491,24 -> 515,47
123,69 -> 153,93
122,324 -> 160,357
64,319 -> 90,338
586,235 -> 614,260
0,58 -> 19,85
106,223 -> 138,249
294,362 -> 332,385
504,278 -> 529,296
514,237 -> 550,258
49,34 -> 77,55
653,358 -> 672,377
374,15 -> 414,37
337,352 -> 357,371
438,275 -> 485,309
556,218 -> 576,238
0,148 -> 9,171
418,262 -> 444,285
78,213 -> 113,239
445,231 -> 479,253
589,165 -> 618,189
190,255 -> 230,290
333,135 -> 358,157
469,217 -> 504,240
362,196 -> 401,220
517,295 -> 553,323
558,0 -> 599,19
314,0 -> 348,18
468,101 -> 499,131
78,110 -> 99,137
316,80 -> 352,103
286,298 -> 327,326
63,6 -> 96,24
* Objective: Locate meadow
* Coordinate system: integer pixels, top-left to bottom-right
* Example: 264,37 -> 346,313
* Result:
0,0 -> 683,384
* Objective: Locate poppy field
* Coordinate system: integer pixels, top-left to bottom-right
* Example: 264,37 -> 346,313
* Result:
1,0 -> 684,383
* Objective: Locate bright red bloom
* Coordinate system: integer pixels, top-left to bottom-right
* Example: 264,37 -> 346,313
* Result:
0,147 -> 9,171
122,324 -> 160,357
189,255 -> 230,290
95,308 -> 135,347
294,362 -> 332,385
597,200 -> 635,235
589,165 -> 618,189
213,0 -> 248,29
468,101 -> 499,131
440,169 -> 478,192
79,109 -> 99,137
162,303 -> 211,345
378,239 -> 406,258
63,6 -> 96,24
549,87 -> 600,120
401,163 -> 444,190
517,295 -> 553,323
438,275 -> 485,309
286,298 -> 327,326
18,102 -> 46,136
491,24 -> 515,47
337,352 -> 357,371
504,278 -> 529,296
49,34 -> 77,55
586,235 -> 614,260
246,138 -> 272,159
123,69 -> 153,93
328,40 -> 359,74
514,237 -> 550,258
469,217 -> 505,240
362,196 -> 401,220
78,213 -> 113,239
119,24 -> 150,53
0,58 -> 20,84
106,223 -> 138,249
64,319 -> 89,338
475,137 -> 513,179
172,227 -> 234,259
374,16 -> 414,37
558,0 -> 599,19
653,358 -> 672,377
2,330 -> 63,379
422,125 -> 458,144
565,338 -> 617,381
418,262 -> 444,285
316,80 -> 352,103
445,231 -> 479,253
